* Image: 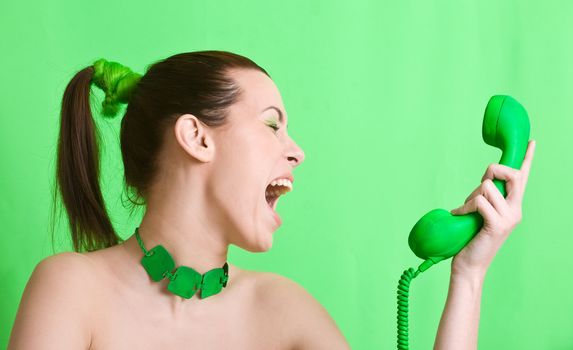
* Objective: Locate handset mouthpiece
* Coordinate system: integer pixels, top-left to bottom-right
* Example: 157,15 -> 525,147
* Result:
408,95 -> 530,263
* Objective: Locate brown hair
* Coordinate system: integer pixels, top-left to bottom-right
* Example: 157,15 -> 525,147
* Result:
51,51 -> 270,253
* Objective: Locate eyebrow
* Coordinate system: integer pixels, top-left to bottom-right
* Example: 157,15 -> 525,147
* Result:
262,106 -> 288,129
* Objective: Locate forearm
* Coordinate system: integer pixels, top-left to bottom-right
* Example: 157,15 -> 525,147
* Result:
433,269 -> 485,350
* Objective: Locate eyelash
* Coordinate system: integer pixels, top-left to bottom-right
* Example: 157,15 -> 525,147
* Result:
267,122 -> 280,133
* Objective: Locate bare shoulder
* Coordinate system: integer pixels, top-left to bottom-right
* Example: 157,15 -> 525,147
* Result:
8,252 -> 96,349
34,251 -> 98,289
41,251 -> 97,272
251,271 -> 351,350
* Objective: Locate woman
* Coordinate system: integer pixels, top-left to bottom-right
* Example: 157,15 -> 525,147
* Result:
8,51 -> 535,349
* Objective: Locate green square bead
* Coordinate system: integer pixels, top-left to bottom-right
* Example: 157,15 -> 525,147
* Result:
200,267 -> 226,299
167,266 -> 203,299
141,245 -> 175,282
221,263 -> 229,287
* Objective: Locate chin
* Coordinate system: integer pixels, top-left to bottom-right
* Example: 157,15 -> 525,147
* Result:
241,234 -> 274,253
254,238 -> 274,252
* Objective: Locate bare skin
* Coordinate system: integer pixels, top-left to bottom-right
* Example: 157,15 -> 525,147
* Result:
7,64 -> 535,349
434,140 -> 536,349
7,244 -> 349,349
8,67 -> 350,349
79,242 -> 304,349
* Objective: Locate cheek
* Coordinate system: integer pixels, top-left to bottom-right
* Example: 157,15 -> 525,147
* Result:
213,128 -> 277,204
226,132 -> 276,171
213,146 -> 268,202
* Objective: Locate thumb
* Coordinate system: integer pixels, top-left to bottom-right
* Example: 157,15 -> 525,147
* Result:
450,206 -> 462,215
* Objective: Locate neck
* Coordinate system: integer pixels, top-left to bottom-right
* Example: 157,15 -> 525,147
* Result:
127,205 -> 229,276
118,166 -> 234,314
120,206 -> 231,315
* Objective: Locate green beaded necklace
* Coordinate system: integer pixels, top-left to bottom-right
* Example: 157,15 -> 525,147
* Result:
135,227 -> 229,299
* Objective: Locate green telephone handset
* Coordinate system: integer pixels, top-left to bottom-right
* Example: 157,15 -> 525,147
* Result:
396,95 -> 531,349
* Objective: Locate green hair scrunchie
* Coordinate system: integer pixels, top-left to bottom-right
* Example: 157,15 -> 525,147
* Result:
91,58 -> 142,117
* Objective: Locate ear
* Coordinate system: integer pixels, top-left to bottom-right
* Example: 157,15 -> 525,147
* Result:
173,114 -> 214,163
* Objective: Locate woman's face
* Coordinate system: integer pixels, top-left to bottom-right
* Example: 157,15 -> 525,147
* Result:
208,68 -> 305,252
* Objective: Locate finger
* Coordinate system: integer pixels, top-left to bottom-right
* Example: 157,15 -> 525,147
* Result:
451,194 -> 500,225
464,185 -> 482,204
481,163 -> 521,203
481,163 -> 520,184
480,141 -> 536,204
506,140 -> 536,204
463,179 -> 492,204
481,178 -> 510,216
519,140 -> 536,186
461,179 -> 508,215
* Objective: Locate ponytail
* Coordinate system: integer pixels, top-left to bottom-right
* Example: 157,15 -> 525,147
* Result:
50,51 -> 269,252
52,59 -> 141,252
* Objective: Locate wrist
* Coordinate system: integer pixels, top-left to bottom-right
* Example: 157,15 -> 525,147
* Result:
450,267 -> 486,290
451,256 -> 489,282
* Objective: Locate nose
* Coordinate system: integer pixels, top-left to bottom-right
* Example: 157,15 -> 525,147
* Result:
286,137 -> 305,167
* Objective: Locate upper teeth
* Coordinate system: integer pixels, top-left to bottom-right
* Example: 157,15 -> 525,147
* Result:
265,178 -> 293,198
269,179 -> 293,189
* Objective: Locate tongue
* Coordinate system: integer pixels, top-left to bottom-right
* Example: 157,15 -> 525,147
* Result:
266,194 -> 278,208
265,188 -> 278,208
266,184 -> 286,208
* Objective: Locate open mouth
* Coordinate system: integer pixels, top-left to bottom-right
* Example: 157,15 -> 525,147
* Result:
265,179 -> 293,211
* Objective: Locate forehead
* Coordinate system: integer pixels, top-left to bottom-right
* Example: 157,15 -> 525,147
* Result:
228,68 -> 287,121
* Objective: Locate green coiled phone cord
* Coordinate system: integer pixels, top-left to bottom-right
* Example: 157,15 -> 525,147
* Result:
397,259 -> 435,349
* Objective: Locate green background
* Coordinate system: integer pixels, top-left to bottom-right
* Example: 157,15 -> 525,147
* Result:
1,0 -> 571,348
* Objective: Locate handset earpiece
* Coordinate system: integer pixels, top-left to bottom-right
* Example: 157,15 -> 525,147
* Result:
482,95 -> 531,195
396,95 -> 531,350
407,95 -> 530,269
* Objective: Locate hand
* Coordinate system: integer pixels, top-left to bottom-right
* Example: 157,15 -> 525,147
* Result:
449,140 -> 536,278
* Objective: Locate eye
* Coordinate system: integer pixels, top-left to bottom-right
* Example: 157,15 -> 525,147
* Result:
267,121 -> 280,133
